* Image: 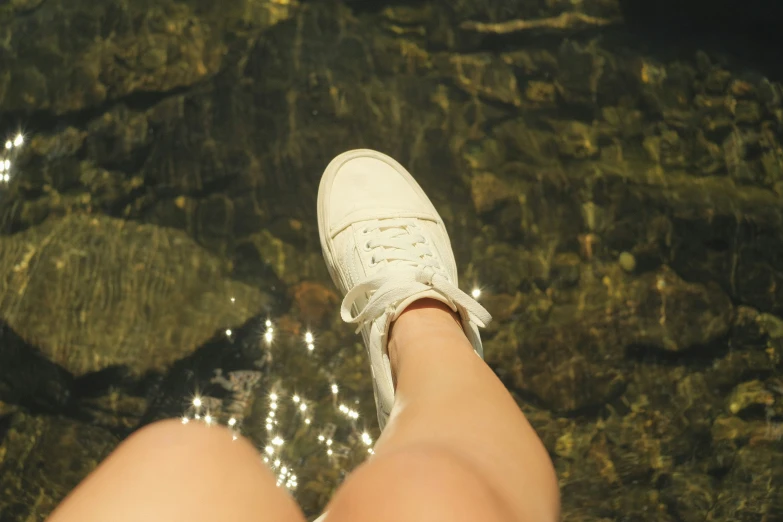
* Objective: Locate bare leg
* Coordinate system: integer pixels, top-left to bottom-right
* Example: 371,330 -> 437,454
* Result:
47,419 -> 306,522
325,299 -> 560,522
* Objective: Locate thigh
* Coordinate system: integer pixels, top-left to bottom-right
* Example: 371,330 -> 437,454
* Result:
48,419 -> 306,522
322,443 -> 516,522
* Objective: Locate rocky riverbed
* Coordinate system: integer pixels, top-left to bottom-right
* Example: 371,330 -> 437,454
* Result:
0,0 -> 781,520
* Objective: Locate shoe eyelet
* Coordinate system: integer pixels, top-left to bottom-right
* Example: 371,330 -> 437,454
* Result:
362,241 -> 372,252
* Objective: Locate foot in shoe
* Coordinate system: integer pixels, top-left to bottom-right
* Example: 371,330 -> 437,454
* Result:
317,149 -> 492,431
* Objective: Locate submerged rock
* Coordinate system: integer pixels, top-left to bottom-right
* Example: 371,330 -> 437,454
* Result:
0,0 -> 782,520
0,214 -> 270,376
0,0 -> 298,113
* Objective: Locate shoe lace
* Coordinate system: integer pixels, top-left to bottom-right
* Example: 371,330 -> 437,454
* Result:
340,219 -> 492,333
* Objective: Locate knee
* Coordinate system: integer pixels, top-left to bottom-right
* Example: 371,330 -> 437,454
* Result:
122,418 -> 253,463
326,444 -> 515,522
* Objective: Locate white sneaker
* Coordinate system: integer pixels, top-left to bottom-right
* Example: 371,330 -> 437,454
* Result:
317,149 -> 492,431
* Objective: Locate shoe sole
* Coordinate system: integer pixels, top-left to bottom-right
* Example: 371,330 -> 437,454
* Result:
317,149 -> 452,299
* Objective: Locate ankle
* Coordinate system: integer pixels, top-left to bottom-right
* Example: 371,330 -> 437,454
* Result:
390,298 -> 462,340
387,298 -> 463,389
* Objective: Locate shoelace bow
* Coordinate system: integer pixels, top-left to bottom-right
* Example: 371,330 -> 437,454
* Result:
340,220 -> 492,333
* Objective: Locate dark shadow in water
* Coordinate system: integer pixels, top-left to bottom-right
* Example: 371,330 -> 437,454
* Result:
310,0 -> 424,14
71,366 -> 137,399
448,0 -> 783,84
624,338 -> 731,370
619,0 -> 783,31
136,314 -> 271,431
0,85 -> 198,150
0,413 -> 11,446
616,0 -> 783,80
0,322 -> 74,413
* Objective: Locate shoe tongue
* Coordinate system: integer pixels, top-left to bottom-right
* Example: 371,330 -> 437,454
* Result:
389,289 -> 458,323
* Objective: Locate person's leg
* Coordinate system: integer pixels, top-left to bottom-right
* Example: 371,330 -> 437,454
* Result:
324,299 -> 560,522
48,419 -> 307,522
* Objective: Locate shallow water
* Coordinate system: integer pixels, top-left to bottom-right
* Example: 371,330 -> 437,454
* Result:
0,1 -> 781,520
